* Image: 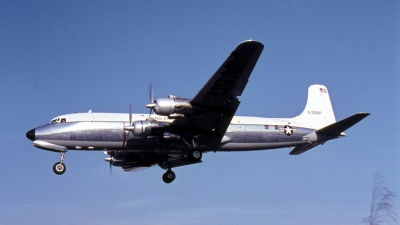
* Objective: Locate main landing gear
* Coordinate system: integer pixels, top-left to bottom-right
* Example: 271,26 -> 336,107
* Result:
53,152 -> 66,175
162,170 -> 176,183
160,150 -> 202,184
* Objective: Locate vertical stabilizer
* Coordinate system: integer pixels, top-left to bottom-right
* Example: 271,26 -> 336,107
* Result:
291,85 -> 336,129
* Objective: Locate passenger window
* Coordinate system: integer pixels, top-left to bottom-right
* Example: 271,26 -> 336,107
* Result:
264,125 -> 269,129
274,125 -> 279,130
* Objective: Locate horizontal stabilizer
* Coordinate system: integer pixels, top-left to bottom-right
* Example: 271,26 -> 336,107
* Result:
289,143 -> 320,155
316,112 -> 370,136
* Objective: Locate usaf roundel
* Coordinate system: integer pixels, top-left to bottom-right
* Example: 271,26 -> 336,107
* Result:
283,125 -> 293,136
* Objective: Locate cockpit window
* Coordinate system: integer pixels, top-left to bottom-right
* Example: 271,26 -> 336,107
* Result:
50,118 -> 66,124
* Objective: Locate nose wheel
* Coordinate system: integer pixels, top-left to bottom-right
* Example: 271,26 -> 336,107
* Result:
53,152 -> 66,175
53,162 -> 66,175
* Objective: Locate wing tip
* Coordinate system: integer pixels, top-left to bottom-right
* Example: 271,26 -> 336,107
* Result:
240,39 -> 264,46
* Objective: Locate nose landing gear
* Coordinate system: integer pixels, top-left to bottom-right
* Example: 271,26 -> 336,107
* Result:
53,152 -> 66,175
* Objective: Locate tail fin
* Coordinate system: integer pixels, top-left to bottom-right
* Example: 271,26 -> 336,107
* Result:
291,85 -> 336,129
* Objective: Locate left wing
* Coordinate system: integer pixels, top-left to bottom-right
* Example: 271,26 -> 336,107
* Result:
108,41 -> 264,173
171,40 -> 264,148
190,40 -> 264,108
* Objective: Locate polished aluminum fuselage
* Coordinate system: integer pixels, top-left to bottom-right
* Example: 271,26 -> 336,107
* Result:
32,113 -> 315,153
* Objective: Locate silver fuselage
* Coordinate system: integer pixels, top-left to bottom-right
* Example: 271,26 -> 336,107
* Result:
30,113 -> 317,154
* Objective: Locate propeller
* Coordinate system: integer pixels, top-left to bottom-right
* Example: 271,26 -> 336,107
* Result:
104,151 -> 113,175
149,82 -> 154,105
109,158 -> 112,175
146,82 -> 156,118
129,104 -> 132,125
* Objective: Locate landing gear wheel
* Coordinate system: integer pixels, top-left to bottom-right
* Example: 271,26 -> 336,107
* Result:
53,162 -> 66,175
188,150 -> 202,162
162,170 -> 176,183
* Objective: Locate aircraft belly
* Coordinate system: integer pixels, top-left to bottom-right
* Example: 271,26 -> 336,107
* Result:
219,127 -> 311,151
219,141 -> 308,151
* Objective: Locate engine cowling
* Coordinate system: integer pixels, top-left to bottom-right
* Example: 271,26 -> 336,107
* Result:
146,95 -> 193,118
125,120 -> 180,140
126,120 -> 166,139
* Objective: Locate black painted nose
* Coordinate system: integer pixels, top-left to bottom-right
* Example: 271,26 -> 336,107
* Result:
26,129 -> 35,141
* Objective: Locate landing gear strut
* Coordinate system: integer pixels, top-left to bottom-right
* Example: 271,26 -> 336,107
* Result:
53,152 -> 66,175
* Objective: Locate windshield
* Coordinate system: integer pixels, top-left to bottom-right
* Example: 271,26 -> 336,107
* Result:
50,118 -> 66,124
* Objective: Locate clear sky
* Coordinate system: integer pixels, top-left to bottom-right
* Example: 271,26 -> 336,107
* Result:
1,1 -> 399,224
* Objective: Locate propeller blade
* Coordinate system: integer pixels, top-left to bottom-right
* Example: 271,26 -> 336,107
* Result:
148,82 -> 155,118
109,160 -> 112,175
104,157 -> 113,175
129,105 -> 132,125
149,82 -> 154,103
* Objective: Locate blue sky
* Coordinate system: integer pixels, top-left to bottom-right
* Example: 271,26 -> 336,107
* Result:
0,1 -> 399,224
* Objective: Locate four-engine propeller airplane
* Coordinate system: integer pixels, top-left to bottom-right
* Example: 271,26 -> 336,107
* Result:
26,40 -> 370,183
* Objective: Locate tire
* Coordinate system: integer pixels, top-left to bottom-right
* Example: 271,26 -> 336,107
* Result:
188,150 -> 202,162
53,162 -> 66,175
162,170 -> 175,183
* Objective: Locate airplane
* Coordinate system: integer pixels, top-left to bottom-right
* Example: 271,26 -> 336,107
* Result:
26,40 -> 370,183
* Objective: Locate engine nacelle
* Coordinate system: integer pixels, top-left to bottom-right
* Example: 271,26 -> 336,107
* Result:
104,156 -> 125,167
147,95 -> 193,118
125,120 -> 180,140
129,120 -> 167,139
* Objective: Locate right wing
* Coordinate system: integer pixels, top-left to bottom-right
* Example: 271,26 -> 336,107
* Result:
106,150 -> 202,172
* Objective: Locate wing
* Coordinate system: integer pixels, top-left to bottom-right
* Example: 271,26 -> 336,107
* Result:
108,41 -> 264,172
105,150 -> 202,172
191,40 -> 264,108
171,40 -> 264,148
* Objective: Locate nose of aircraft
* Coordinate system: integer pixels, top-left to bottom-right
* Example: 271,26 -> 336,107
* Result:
26,129 -> 35,141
